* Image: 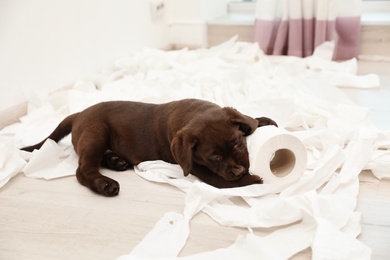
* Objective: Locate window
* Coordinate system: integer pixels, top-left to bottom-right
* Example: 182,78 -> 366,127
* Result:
229,0 -> 390,14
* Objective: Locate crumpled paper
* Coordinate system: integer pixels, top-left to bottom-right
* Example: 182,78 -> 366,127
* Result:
22,138 -> 78,179
117,139 -> 370,259
0,138 -> 26,188
0,39 -> 388,258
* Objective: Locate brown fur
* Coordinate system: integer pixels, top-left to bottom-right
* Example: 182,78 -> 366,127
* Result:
22,99 -> 277,196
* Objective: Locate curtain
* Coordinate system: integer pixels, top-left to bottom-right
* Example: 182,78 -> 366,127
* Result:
253,0 -> 362,60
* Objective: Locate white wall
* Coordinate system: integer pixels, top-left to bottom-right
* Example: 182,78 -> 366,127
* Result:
167,0 -> 228,48
0,0 -> 170,114
0,0 -> 228,127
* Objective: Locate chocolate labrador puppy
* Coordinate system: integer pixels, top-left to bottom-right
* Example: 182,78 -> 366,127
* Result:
22,99 -> 277,196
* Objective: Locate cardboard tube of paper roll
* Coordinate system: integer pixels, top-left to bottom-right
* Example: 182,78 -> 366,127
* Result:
246,126 -> 307,184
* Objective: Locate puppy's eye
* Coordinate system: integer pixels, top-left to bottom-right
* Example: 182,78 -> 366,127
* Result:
210,154 -> 222,161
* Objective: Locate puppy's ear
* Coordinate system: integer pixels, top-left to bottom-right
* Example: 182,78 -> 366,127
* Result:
224,107 -> 259,136
170,129 -> 197,176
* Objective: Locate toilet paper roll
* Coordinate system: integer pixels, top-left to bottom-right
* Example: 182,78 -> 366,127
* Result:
246,126 -> 307,184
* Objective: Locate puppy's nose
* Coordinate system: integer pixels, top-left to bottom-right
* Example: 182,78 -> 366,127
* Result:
233,166 -> 245,176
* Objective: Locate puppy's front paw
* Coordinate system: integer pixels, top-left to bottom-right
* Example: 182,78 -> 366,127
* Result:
238,174 -> 263,186
92,177 -> 120,196
101,152 -> 129,171
256,117 -> 278,127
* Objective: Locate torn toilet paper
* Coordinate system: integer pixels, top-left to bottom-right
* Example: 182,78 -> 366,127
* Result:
0,39 -> 388,258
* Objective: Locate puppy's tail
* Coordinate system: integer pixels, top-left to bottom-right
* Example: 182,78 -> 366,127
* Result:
21,113 -> 79,152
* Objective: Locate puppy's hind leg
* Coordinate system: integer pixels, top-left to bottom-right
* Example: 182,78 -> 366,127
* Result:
74,131 -> 120,197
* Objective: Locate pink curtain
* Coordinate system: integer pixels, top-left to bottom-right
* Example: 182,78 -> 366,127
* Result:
253,0 -> 362,60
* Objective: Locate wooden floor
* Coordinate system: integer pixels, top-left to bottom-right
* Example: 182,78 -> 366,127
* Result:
0,60 -> 389,260
344,60 -> 390,260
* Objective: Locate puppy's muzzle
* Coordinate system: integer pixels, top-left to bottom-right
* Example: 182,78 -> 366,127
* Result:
221,165 -> 247,181
233,165 -> 245,176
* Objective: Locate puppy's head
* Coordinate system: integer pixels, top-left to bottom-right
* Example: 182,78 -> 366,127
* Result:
170,107 -> 258,181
